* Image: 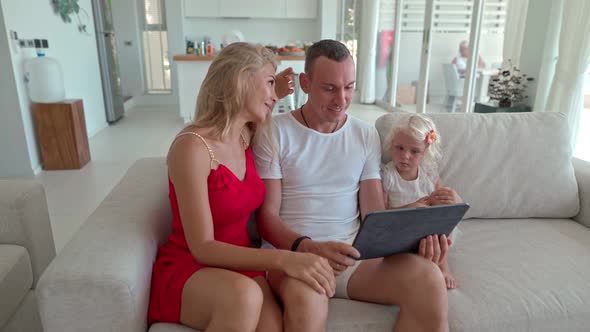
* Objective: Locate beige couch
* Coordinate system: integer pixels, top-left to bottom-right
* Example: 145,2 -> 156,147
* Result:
0,180 -> 55,332
37,112 -> 590,331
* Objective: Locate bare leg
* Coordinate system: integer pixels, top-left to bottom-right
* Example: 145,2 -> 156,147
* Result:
180,268 -> 264,332
347,254 -> 448,332
438,256 -> 457,289
253,276 -> 283,332
268,271 -> 329,332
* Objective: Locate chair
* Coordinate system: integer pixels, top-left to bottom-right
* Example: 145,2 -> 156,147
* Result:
442,63 -> 464,112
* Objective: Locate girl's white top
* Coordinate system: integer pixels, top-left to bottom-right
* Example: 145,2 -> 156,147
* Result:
381,161 -> 438,208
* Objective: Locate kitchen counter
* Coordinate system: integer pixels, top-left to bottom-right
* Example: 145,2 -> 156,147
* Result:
173,54 -> 305,61
173,54 -> 305,123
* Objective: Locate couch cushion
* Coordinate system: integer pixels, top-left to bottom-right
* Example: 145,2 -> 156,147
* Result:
375,112 -> 579,219
449,218 -> 590,331
0,245 -> 33,327
150,300 -> 398,332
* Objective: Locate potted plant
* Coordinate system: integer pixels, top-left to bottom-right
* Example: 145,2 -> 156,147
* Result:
488,60 -> 534,108
52,0 -> 80,23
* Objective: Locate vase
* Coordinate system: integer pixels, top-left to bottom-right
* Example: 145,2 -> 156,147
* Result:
499,99 -> 512,107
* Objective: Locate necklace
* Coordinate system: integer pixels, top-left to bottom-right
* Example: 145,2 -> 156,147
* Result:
300,104 -> 339,133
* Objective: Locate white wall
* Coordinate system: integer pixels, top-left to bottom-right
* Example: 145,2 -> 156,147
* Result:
0,0 -> 107,176
0,3 -> 33,177
111,0 -> 144,98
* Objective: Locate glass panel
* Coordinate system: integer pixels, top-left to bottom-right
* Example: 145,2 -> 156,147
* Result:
337,0 -> 360,67
143,31 -> 170,92
375,0 -> 396,104
426,0 -> 473,113
145,0 -> 164,25
141,0 -> 170,94
424,0 -> 506,113
393,0 -> 426,112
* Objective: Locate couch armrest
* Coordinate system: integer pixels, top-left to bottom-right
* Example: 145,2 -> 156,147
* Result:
0,179 -> 56,286
37,158 -> 172,332
573,158 -> 590,228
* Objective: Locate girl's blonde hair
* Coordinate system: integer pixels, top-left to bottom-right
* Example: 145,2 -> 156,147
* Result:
193,42 -> 277,142
384,114 -> 442,172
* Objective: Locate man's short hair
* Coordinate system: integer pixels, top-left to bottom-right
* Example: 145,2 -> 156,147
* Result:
305,39 -> 351,76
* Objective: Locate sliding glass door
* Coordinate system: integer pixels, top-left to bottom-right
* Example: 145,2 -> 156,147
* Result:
375,0 -> 508,113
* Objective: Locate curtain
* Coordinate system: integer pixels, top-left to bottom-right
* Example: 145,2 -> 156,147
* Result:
502,0 -> 529,67
546,0 -> 590,149
357,0 -> 379,104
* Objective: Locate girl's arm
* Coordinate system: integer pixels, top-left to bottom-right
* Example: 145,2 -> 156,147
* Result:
430,177 -> 463,205
168,136 -> 335,295
390,197 -> 430,209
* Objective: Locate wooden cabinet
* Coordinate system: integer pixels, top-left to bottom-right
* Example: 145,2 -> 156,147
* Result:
32,99 -> 91,170
184,0 -> 317,18
184,0 -> 219,17
286,0 -> 317,19
219,0 -> 284,18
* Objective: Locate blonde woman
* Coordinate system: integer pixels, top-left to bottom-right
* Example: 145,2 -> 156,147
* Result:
147,43 -> 334,331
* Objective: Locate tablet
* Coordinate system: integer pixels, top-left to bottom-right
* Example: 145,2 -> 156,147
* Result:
352,203 -> 470,260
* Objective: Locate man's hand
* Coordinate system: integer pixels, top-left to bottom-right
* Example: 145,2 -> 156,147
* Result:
275,67 -> 295,99
418,234 -> 450,265
429,187 -> 462,206
298,239 -> 360,276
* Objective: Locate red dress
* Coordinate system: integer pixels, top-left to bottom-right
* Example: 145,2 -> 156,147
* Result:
147,145 -> 266,325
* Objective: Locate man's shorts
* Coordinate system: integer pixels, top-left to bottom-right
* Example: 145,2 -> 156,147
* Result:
334,259 -> 363,299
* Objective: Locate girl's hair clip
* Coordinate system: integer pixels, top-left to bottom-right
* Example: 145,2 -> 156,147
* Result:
425,129 -> 437,145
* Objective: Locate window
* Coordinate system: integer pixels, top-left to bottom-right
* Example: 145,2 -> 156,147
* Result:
337,0 -> 360,66
140,0 -> 171,94
361,0 -> 508,112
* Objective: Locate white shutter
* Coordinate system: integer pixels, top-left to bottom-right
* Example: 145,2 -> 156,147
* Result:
398,0 -> 507,33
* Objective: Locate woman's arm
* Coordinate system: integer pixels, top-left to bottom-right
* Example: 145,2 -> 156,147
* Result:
169,138 -> 334,294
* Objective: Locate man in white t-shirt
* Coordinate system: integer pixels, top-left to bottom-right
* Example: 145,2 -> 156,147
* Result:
254,39 -> 449,331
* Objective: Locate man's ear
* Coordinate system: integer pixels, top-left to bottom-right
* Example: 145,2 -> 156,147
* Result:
299,72 -> 311,94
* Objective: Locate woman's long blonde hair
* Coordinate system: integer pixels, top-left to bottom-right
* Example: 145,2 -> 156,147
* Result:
193,42 -> 277,141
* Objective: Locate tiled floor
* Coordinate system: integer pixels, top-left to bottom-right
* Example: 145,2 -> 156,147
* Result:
38,103 -> 390,253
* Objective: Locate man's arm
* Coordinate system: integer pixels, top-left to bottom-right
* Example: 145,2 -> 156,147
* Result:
256,179 -> 303,250
359,179 -> 386,221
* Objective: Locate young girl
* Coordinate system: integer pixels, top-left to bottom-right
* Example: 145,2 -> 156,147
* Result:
380,114 -> 462,289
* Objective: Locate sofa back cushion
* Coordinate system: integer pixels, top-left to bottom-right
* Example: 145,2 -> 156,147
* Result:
375,112 -> 579,219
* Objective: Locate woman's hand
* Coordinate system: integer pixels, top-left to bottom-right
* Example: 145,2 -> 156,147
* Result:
275,67 -> 295,99
418,234 -> 450,265
429,187 -> 462,205
299,240 -> 361,276
280,251 -> 336,297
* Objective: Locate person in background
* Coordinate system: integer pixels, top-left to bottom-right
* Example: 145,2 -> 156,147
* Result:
147,42 -> 334,332
254,39 -> 450,332
452,40 -> 485,77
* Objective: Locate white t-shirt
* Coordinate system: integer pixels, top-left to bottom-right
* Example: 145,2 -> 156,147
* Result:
381,161 -> 438,208
253,112 -> 382,245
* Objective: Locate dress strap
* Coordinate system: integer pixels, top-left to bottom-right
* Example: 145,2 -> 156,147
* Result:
173,132 -> 221,168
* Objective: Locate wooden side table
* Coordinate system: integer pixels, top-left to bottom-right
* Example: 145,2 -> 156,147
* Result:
32,99 -> 91,170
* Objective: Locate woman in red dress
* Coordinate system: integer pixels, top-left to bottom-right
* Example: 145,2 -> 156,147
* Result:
147,43 -> 335,331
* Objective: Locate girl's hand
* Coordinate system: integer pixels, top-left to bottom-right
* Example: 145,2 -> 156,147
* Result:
408,196 -> 430,208
280,251 -> 336,297
275,67 -> 295,99
429,187 -> 462,205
